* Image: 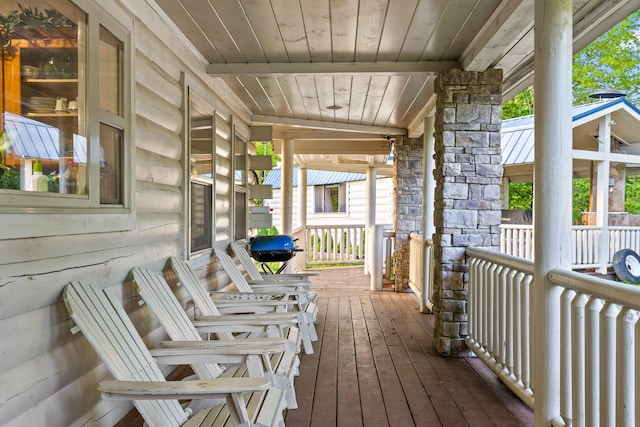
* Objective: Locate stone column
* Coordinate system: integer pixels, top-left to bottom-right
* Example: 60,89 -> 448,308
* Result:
433,69 -> 503,357
393,136 -> 424,292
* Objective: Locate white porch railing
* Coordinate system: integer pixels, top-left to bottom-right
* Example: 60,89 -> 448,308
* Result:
467,247 -> 640,425
408,232 -> 434,312
305,224 -> 367,265
500,224 -> 640,270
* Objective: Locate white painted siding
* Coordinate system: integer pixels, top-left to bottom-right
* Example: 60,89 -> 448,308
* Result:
265,177 -> 394,230
0,1 -> 251,425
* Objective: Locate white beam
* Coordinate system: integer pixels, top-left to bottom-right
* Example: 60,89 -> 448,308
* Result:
461,0 -> 535,72
533,1 -> 573,425
572,149 -> 640,164
407,93 -> 437,138
207,61 -> 460,76
252,114 -> 407,136
273,139 -> 392,155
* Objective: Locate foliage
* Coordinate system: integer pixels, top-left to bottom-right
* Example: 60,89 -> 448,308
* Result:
625,175 -> 640,214
508,182 -> 533,210
572,10 -> 640,105
502,87 -> 534,120
257,225 -> 279,236
508,178 -> 592,224
0,168 -> 19,189
254,142 -> 280,168
0,4 -> 72,49
572,178 -> 591,224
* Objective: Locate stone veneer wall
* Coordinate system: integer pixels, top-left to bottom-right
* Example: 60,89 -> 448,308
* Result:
393,136 -> 424,291
433,69 -> 503,356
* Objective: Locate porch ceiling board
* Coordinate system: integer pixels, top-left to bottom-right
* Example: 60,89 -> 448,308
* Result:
155,0 -> 640,138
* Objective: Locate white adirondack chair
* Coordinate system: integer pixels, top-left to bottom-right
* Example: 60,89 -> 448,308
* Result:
63,281 -> 286,427
214,247 -> 319,307
230,241 -> 317,283
168,256 -> 318,355
130,267 -> 301,409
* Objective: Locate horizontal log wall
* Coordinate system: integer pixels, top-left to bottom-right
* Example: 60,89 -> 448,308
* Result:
0,0 -> 251,425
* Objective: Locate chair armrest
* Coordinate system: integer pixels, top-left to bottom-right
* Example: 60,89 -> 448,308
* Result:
194,313 -> 297,323
209,291 -> 286,301
148,343 -> 287,365
159,337 -> 288,349
98,377 -> 269,400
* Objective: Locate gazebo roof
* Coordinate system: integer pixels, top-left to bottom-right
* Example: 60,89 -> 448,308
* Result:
502,97 -> 640,182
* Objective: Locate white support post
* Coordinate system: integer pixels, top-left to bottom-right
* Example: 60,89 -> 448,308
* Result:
533,1 -> 573,426
370,224 -> 384,291
281,139 -> 294,236
298,166 -> 307,235
421,117 -> 436,312
364,166 -> 377,274
596,115 -> 611,274
281,139 -> 294,273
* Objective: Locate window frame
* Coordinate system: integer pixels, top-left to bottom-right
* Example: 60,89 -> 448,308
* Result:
0,0 -> 135,238
183,84 -> 219,258
313,182 -> 348,214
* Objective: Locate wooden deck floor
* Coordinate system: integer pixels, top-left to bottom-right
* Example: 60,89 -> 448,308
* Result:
116,266 -> 533,426
285,266 -> 533,427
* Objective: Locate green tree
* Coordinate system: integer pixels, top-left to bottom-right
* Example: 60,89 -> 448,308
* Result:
508,182 -> 533,210
502,87 -> 534,120
572,10 -> 640,105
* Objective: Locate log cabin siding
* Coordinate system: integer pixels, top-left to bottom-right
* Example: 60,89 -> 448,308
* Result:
0,0 -> 252,425
266,177 -> 395,229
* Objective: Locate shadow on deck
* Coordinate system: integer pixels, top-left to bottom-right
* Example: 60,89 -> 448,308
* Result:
286,266 -> 533,427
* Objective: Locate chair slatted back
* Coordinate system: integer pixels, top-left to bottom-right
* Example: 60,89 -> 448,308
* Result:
63,281 -> 189,427
213,248 -> 254,293
130,268 -> 226,378
229,242 -> 264,281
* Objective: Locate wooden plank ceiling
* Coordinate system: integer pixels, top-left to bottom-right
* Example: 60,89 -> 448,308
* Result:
154,0 -> 640,143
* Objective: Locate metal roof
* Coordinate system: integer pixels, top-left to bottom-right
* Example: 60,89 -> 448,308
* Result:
501,97 -> 640,168
264,168 -> 368,189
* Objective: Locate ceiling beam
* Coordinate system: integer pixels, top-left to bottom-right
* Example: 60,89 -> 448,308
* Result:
207,61 -> 460,76
272,128 -> 387,140
460,0 -> 534,72
252,114 -> 407,136
274,140 -> 392,155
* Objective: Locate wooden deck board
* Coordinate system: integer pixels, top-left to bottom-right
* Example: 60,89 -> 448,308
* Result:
117,266 -> 533,426
284,266 -> 533,427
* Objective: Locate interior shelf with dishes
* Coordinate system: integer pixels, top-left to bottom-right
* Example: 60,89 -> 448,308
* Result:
2,39 -> 80,126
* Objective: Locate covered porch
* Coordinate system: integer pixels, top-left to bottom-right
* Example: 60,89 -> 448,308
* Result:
118,266 -> 533,426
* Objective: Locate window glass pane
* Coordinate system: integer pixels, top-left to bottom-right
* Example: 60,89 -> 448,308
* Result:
0,1 -> 86,195
99,26 -> 122,115
235,135 -> 246,186
191,181 -> 212,252
235,191 -> 246,240
189,96 -> 214,253
99,123 -> 122,204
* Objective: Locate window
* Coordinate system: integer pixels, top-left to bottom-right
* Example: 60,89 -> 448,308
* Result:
0,0 -> 131,214
188,94 -> 214,253
314,183 -> 347,213
234,130 -> 247,241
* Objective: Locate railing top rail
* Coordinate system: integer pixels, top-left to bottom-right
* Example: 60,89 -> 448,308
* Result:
499,224 -> 533,229
549,268 -> 640,310
466,247 -> 535,275
305,224 -> 366,229
408,232 -> 434,246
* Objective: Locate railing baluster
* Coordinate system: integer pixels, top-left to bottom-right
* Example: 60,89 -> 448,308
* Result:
560,289 -> 576,423
617,308 -> 636,426
600,302 -> 619,426
585,297 -> 603,427
571,293 -> 588,427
